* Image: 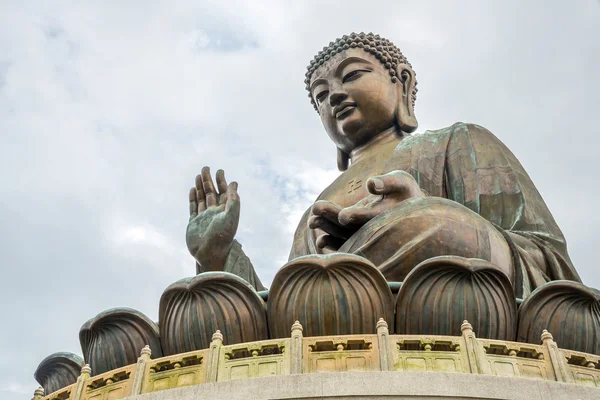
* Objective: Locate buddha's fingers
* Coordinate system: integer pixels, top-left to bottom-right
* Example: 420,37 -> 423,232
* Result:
195,174 -> 206,212
308,215 -> 352,241
216,169 -> 228,205
189,187 -> 198,220
225,181 -> 240,217
367,170 -> 417,195
201,166 -> 218,207
312,200 -> 343,223
338,205 -> 376,226
316,234 -> 344,251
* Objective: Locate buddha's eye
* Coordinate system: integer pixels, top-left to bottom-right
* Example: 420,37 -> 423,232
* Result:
342,69 -> 370,83
315,90 -> 329,105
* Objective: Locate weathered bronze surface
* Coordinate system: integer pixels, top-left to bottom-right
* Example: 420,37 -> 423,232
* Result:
79,307 -> 162,376
158,272 -> 268,355
268,253 -> 394,338
34,352 -> 83,395
396,256 -> 517,340
517,281 -> 600,354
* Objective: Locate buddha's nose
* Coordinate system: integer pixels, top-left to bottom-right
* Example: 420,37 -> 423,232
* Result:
329,86 -> 347,107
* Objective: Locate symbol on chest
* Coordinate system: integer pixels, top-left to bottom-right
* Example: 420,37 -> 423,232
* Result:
347,179 -> 363,193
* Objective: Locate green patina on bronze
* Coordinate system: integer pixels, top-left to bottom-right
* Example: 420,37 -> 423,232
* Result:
34,352 -> 84,395
159,271 -> 268,355
79,307 -> 163,376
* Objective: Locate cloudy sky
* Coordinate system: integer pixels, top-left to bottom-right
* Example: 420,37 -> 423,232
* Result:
1,0 -> 599,397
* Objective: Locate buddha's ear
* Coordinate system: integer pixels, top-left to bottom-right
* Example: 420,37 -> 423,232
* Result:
395,64 -> 418,133
337,148 -> 349,171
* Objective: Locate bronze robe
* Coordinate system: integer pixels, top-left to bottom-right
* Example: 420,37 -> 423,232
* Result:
289,122 -> 580,298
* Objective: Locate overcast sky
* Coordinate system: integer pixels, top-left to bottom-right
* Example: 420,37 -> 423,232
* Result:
1,1 -> 599,398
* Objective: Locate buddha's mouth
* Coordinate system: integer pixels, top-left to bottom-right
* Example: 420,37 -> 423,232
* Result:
334,102 -> 357,120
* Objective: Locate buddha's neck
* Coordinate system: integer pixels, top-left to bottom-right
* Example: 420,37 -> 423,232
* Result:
349,127 -> 403,166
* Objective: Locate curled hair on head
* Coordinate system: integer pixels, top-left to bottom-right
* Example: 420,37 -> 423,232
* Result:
304,32 -> 418,112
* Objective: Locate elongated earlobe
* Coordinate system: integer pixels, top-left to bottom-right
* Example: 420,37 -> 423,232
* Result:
337,148 -> 349,171
396,65 -> 418,133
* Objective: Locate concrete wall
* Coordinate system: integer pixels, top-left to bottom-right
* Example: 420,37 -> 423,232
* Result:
126,371 -> 600,400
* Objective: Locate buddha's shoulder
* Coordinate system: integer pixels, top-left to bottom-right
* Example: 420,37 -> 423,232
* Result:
398,122 -> 500,148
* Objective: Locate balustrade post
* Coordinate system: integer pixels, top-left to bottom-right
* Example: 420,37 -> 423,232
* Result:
290,321 -> 303,374
131,345 -> 152,395
72,364 -> 91,400
541,330 -> 572,383
376,318 -> 393,371
460,320 -> 490,374
206,330 -> 223,382
31,387 -> 44,400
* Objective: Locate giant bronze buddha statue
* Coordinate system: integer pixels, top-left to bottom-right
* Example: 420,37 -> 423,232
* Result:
181,33 -> 597,347
188,33 -> 580,295
178,33 -> 600,353
188,34 -> 582,298
34,33 -> 600,392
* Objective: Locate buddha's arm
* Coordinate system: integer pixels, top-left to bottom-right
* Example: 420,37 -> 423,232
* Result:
442,123 -> 581,296
195,241 -> 265,291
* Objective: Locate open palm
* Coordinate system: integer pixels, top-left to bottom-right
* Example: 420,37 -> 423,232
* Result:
186,167 -> 240,271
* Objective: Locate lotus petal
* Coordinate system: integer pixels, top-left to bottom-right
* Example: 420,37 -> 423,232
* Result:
268,253 -> 394,338
396,256 -> 517,340
79,307 -> 162,376
159,272 -> 268,355
34,352 -> 83,394
517,281 -> 600,353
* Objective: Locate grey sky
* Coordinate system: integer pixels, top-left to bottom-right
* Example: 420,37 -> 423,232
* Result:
1,1 -> 599,398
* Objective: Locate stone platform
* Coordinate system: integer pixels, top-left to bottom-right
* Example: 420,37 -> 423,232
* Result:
125,371 -> 598,400
35,320 -> 600,400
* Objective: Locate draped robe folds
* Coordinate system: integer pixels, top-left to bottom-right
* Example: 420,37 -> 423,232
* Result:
289,122 -> 581,298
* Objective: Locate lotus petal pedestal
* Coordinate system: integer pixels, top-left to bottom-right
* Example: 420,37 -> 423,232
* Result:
34,352 -> 84,394
159,272 -> 268,356
517,280 -> 600,354
396,256 -> 517,340
79,307 -> 162,376
268,253 -> 394,338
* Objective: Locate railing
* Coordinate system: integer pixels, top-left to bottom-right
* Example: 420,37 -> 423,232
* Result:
32,320 -> 600,399
82,364 -> 136,400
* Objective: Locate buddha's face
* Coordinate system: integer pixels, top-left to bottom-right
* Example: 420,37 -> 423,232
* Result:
310,48 -> 399,154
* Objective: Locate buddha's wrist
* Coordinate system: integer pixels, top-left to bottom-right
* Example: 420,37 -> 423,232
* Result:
193,243 -> 234,272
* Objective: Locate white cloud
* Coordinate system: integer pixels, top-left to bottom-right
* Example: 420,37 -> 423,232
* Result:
0,383 -> 31,395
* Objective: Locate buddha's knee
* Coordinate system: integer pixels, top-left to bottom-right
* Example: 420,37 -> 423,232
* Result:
343,197 -> 513,282
396,256 -> 517,340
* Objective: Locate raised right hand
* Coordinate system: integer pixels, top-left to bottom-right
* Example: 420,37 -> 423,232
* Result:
186,167 -> 240,271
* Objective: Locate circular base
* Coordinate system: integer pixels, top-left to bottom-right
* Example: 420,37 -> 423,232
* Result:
129,371 -> 599,400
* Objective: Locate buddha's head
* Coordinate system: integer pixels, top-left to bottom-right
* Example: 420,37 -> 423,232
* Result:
305,33 -> 418,170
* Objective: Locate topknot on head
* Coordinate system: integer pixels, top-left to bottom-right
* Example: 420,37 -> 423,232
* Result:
305,32 -> 418,113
